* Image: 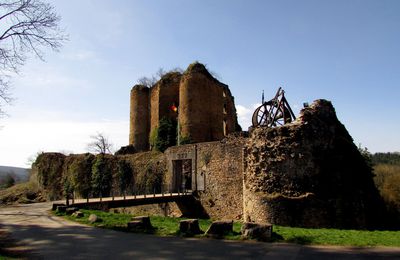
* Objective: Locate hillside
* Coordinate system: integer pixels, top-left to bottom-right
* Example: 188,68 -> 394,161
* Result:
0,166 -> 30,183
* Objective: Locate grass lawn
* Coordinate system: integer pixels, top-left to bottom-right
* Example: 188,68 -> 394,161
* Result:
273,226 -> 400,247
55,209 -> 400,247
56,209 -> 242,239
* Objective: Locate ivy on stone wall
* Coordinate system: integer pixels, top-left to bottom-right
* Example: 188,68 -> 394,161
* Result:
151,117 -> 177,152
91,155 -> 112,198
34,153 -> 65,200
117,159 -> 132,198
66,154 -> 94,200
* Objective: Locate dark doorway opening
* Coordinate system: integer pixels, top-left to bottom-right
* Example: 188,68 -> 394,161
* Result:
172,159 -> 192,192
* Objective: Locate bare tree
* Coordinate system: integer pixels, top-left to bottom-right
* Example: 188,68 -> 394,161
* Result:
137,75 -> 157,88
137,67 -> 183,88
87,132 -> 113,154
0,0 -> 67,115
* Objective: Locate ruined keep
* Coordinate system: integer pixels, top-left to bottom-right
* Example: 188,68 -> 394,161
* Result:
129,62 -> 239,152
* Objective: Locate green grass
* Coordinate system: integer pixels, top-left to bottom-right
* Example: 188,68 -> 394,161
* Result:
272,225 -> 400,247
55,209 -> 400,246
56,209 -> 242,239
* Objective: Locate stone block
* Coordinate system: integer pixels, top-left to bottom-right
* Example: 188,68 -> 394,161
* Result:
88,214 -> 102,223
66,207 -> 79,215
131,216 -> 152,229
128,216 -> 153,231
56,206 -> 67,213
127,220 -> 145,231
205,220 -> 233,238
52,203 -> 65,211
72,211 -> 84,218
241,222 -> 272,241
179,219 -> 202,235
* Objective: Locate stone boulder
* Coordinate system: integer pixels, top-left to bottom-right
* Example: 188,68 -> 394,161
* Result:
179,219 -> 202,235
88,214 -> 102,223
205,220 -> 233,238
72,211 -> 84,218
241,222 -> 272,241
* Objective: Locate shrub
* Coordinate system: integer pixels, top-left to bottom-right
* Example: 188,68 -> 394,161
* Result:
153,117 -> 177,152
91,155 -> 112,198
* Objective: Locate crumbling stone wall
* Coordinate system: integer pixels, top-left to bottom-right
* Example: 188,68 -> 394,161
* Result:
164,136 -> 245,220
149,72 -> 181,135
34,152 -> 66,200
34,151 -> 166,201
129,62 -> 239,150
243,99 -> 386,229
179,63 -> 238,142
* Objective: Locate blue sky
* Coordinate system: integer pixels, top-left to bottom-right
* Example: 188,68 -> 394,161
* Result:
1,0 -> 399,167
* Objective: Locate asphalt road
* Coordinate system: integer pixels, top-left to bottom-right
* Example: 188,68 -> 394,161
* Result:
0,202 -> 399,259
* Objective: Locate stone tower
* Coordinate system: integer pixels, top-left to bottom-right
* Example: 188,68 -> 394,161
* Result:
129,85 -> 149,151
129,62 -> 239,151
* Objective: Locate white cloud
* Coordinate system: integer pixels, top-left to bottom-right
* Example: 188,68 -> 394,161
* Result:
236,103 -> 261,131
0,118 -> 129,167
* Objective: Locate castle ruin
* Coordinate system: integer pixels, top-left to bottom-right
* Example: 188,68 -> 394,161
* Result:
129,63 -> 239,151
34,62 -> 389,230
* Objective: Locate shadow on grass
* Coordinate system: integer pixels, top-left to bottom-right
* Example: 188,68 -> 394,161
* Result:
271,231 -> 314,245
270,231 -> 284,242
286,235 -> 315,245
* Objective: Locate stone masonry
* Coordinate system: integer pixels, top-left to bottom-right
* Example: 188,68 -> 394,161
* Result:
243,99 -> 386,229
129,62 -> 239,151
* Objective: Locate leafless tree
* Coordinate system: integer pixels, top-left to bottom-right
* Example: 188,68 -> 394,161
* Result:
137,75 -> 157,88
0,0 -> 67,115
137,67 -> 183,88
87,132 -> 113,154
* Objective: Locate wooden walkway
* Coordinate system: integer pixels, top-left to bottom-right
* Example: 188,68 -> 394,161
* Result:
69,192 -> 193,209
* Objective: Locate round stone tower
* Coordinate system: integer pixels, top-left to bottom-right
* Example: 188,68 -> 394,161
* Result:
129,85 -> 150,151
179,63 -> 236,143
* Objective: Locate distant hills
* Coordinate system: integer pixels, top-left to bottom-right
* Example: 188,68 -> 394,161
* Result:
0,165 -> 30,183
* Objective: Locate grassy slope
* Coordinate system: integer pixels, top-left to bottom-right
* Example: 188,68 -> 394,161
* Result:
57,209 -> 400,247
0,181 -> 43,205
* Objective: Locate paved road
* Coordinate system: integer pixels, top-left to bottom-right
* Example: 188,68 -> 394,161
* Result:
0,202 -> 399,259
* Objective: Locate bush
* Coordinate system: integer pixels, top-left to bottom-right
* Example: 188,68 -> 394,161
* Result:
153,117 -> 177,152
374,163 -> 400,226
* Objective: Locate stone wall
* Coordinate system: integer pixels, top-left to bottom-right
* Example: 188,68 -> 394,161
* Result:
34,151 -> 166,201
129,85 -> 150,151
150,72 -> 181,135
164,135 -> 245,220
129,62 -> 239,150
178,63 -> 239,143
243,99 -> 386,229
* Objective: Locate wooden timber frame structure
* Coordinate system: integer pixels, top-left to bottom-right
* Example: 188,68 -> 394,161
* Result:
252,87 -> 296,128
